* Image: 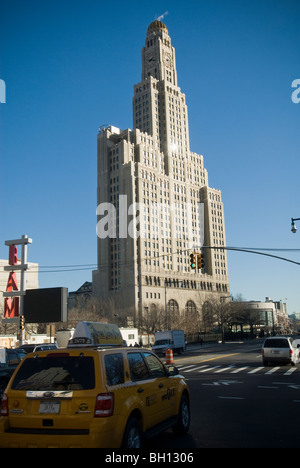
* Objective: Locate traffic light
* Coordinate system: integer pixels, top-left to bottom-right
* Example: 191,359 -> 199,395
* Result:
9,245 -> 18,266
20,315 -> 25,331
190,252 -> 196,269
197,252 -> 205,269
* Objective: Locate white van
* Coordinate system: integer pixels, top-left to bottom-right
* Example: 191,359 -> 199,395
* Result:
261,336 -> 300,366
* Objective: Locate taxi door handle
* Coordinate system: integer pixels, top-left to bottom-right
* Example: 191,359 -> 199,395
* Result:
158,383 -> 164,389
137,387 -> 144,393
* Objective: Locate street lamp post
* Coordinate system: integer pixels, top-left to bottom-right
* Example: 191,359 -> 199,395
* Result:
291,218 -> 300,234
220,295 -> 231,343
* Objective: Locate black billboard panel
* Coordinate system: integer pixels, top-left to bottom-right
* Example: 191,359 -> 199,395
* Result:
24,288 -> 68,323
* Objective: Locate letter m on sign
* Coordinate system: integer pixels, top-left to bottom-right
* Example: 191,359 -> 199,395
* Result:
4,272 -> 19,318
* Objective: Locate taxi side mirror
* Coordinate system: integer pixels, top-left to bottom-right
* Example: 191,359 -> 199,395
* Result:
167,365 -> 179,376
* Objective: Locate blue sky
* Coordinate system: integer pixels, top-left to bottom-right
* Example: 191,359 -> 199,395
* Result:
1,0 -> 300,313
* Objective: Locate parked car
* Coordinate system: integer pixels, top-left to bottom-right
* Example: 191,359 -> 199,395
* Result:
261,336 -> 300,366
0,344 -> 190,448
14,349 -> 27,360
0,348 -> 21,400
16,343 -> 57,354
33,344 -> 57,352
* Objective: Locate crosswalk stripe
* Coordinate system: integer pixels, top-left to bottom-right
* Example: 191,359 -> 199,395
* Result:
184,365 -> 208,373
265,367 -> 281,374
183,365 -> 209,372
177,363 -> 299,375
248,367 -> 264,374
177,365 -> 197,370
198,366 -> 221,373
231,366 -> 249,374
284,367 -> 297,375
214,366 -> 235,373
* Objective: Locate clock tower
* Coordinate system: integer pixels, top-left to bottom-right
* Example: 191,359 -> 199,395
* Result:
142,20 -> 177,86
135,20 -> 189,172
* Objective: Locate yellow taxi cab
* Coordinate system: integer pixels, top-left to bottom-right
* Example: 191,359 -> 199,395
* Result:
0,322 -> 190,448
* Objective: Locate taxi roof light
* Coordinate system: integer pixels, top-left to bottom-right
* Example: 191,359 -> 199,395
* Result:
68,322 -> 124,348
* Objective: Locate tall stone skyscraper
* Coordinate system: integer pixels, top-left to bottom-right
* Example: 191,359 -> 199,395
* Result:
93,20 -> 229,327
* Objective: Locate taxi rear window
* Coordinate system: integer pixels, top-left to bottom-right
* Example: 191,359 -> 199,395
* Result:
11,355 -> 95,391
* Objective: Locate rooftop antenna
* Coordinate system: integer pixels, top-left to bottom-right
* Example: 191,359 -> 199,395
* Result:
156,11 -> 169,21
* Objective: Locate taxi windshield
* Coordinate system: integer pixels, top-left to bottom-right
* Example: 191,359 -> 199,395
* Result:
11,355 -> 95,391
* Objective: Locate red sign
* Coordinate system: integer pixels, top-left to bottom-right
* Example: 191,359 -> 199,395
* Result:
4,272 -> 19,318
8,245 -> 18,265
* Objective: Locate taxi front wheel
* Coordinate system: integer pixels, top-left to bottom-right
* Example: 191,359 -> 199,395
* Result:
121,416 -> 143,448
172,394 -> 190,435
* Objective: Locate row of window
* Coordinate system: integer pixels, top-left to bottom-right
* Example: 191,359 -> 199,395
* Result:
143,275 -> 228,292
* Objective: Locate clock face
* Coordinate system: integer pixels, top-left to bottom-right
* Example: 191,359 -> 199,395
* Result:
163,52 -> 172,68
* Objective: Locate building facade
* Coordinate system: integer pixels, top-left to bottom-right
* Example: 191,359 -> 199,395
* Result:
93,20 -> 230,327
235,298 -> 289,335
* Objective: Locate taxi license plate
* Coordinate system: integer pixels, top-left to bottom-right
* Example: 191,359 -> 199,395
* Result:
39,401 -> 60,414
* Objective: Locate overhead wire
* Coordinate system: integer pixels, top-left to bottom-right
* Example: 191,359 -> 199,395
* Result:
23,246 -> 300,273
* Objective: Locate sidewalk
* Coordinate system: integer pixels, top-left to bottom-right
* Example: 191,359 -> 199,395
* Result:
186,338 -> 264,353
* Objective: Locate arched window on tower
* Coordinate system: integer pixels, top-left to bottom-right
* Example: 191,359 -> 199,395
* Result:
184,300 -> 199,334
166,299 -> 179,329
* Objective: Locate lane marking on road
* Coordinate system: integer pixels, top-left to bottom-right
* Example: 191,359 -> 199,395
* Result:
184,365 -> 209,373
248,367 -> 264,374
214,365 -> 235,373
178,364 -> 300,376
218,396 -> 245,400
175,353 -> 240,365
202,380 -> 243,387
284,368 -> 297,376
265,367 -> 281,375
198,366 -> 221,373
177,365 -> 197,370
231,366 -> 249,374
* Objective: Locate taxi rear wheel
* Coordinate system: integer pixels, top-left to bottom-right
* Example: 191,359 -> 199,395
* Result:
172,393 -> 190,435
121,416 -> 143,448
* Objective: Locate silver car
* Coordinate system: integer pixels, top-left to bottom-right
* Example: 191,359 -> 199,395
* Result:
262,336 -> 300,366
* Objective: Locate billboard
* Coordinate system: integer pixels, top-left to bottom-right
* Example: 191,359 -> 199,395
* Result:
24,288 -> 68,323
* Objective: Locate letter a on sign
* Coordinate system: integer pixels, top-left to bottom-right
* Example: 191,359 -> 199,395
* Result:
4,272 -> 19,318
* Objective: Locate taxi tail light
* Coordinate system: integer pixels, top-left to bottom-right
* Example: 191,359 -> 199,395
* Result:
1,393 -> 8,417
290,349 -> 293,355
94,393 -> 114,417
